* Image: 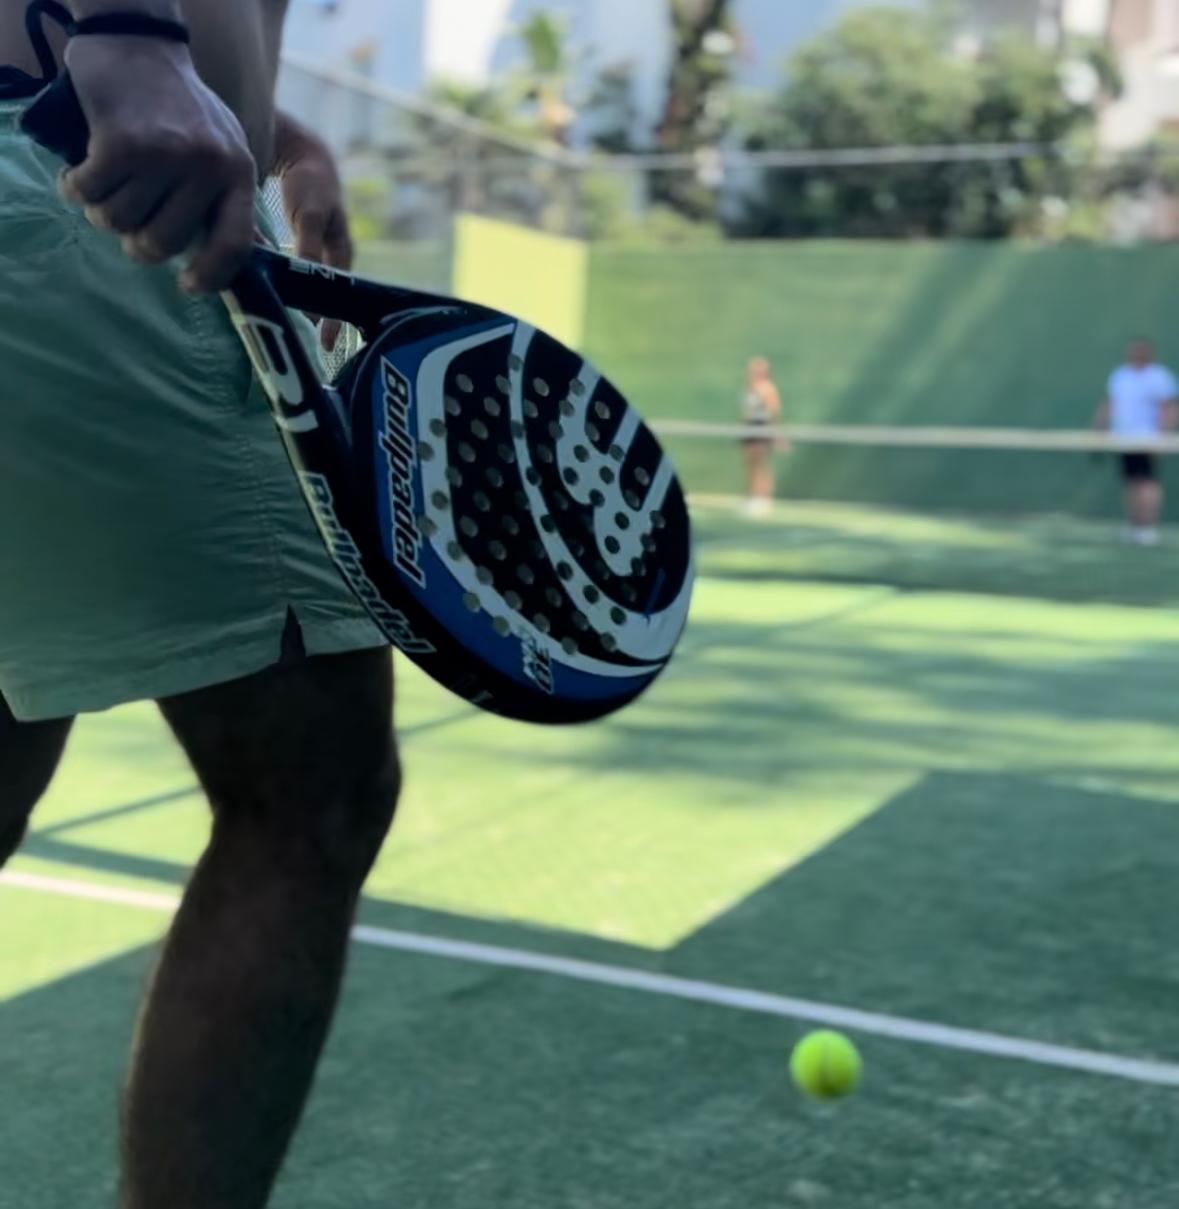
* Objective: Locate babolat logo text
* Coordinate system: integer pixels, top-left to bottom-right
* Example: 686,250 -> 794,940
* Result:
301,473 -> 435,656
378,361 -> 426,588
521,634 -> 555,695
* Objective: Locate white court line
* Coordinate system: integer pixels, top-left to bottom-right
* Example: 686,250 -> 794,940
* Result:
3,872 -> 179,913
5,869 -> 1179,1089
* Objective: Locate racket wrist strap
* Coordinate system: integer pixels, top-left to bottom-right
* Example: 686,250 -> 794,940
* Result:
23,1 -> 190,49
66,12 -> 191,44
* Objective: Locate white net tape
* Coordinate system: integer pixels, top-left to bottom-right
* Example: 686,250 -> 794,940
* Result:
653,421 -> 1179,453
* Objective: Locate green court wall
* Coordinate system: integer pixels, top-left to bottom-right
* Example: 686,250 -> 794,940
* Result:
582,241 -> 1179,516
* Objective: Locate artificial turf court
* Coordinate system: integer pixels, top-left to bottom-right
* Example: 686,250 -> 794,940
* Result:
3,499 -> 1179,1208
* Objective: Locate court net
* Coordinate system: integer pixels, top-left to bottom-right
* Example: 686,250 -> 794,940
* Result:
652,420 -> 1179,535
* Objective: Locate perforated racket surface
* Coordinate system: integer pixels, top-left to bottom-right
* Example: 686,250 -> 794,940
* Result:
22,73 -> 694,724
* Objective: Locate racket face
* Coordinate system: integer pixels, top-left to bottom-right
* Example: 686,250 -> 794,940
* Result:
342,309 -> 694,721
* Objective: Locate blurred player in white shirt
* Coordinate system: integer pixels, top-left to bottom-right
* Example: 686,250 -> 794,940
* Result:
1094,339 -> 1179,545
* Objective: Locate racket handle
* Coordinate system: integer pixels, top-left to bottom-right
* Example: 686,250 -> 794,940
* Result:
20,70 -> 90,166
223,258 -> 342,434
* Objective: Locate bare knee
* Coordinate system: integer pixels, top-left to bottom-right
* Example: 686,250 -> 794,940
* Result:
213,737 -> 401,891
325,739 -> 402,883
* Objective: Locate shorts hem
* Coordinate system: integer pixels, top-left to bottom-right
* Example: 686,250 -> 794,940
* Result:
2,611 -> 385,722
1119,451 -> 1159,482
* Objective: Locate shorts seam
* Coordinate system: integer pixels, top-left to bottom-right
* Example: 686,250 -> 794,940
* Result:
189,295 -> 298,615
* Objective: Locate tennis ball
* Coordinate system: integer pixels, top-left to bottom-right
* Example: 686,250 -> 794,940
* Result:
789,1030 -> 862,1100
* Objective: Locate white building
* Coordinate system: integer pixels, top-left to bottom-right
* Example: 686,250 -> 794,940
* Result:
941,2 -> 1179,149
282,0 -> 669,114
280,0 -> 920,130
1099,0 -> 1179,148
281,0 -> 1179,150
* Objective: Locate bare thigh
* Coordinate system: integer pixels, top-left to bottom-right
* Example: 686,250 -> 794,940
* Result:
0,695 -> 73,856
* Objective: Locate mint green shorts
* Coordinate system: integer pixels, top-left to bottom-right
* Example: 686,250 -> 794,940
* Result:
0,101 -> 383,722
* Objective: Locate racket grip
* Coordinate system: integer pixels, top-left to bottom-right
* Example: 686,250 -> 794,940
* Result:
20,70 -> 90,167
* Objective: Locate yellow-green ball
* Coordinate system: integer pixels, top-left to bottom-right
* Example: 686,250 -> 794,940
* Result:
789,1030 -> 862,1100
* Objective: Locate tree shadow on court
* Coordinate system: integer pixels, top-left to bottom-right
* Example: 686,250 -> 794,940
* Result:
492,611 -> 1179,797
671,768 -> 1179,1059
695,518 -> 1179,607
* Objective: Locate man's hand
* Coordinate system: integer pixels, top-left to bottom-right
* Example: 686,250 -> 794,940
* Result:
274,113 -> 353,351
59,35 -> 257,293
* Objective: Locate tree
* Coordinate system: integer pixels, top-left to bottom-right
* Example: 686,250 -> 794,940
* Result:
385,12 -> 580,236
582,62 -> 641,154
427,10 -> 577,149
374,5 -> 728,240
367,76 -> 559,237
516,10 -> 577,145
740,5 -> 1109,239
657,0 -> 737,151
652,0 -> 738,218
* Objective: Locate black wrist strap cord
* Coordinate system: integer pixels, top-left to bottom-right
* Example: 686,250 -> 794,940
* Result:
1,0 -> 190,99
64,10 -> 191,43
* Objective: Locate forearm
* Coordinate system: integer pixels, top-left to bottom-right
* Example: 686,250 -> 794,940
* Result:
271,109 -> 319,177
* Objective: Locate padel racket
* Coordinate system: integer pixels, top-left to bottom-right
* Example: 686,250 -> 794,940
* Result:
22,73 -> 694,725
